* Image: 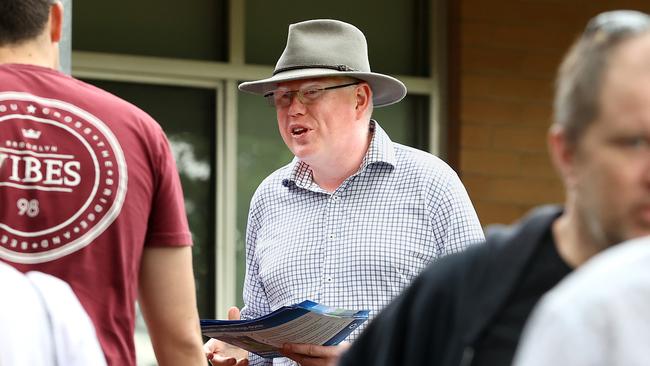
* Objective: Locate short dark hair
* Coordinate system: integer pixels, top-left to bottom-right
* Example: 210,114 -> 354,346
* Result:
0,0 -> 53,47
554,10 -> 650,145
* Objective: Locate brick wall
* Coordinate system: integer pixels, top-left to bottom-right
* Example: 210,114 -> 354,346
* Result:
457,0 -> 650,226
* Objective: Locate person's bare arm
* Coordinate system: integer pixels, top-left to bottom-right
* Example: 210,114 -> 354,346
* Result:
138,246 -> 206,366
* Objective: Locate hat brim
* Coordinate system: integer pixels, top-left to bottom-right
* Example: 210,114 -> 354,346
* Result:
238,68 -> 407,107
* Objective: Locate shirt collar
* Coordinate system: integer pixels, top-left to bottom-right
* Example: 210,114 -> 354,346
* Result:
282,120 -> 396,190
361,120 -> 396,170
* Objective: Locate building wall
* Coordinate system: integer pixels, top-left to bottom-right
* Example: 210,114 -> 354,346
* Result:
457,0 -> 650,225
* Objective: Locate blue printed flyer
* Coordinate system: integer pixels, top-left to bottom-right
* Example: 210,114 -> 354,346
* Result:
200,300 -> 369,359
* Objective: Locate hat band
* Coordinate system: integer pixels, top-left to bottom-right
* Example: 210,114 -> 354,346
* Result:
272,64 -> 358,76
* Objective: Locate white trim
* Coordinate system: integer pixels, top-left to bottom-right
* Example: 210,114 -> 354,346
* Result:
213,0 -> 245,318
215,80 -> 239,318
429,0 -> 447,158
214,79 -> 239,318
72,51 -> 435,94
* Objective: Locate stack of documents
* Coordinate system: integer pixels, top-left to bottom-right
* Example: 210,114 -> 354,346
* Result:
201,300 -> 369,359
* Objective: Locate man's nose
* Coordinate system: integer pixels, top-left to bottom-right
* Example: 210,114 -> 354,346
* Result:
287,92 -> 306,114
641,150 -> 650,187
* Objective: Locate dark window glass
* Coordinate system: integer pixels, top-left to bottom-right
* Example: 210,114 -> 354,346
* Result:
373,95 -> 430,149
245,0 -> 430,76
72,1 -> 228,61
235,92 -> 293,306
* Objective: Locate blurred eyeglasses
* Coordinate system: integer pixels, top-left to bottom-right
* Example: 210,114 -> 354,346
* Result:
584,10 -> 650,38
264,81 -> 361,108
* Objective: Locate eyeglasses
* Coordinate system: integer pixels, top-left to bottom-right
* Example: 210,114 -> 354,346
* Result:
583,10 -> 650,38
264,81 -> 361,108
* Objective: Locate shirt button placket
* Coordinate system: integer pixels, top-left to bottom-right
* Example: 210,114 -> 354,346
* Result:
323,193 -> 342,289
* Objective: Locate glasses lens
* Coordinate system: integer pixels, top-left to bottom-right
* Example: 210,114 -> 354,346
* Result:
264,90 -> 292,108
264,82 -> 360,108
299,88 -> 324,103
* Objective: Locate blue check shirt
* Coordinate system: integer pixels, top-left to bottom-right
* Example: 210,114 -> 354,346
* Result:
242,121 -> 484,365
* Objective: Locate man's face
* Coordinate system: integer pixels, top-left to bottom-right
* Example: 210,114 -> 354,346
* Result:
271,77 -> 365,167
571,33 -> 650,247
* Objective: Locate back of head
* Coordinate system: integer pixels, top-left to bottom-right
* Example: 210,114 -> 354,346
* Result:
554,10 -> 650,145
0,0 -> 52,47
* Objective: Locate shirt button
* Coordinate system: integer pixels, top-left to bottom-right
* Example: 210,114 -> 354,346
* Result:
324,275 -> 333,282
328,234 -> 335,239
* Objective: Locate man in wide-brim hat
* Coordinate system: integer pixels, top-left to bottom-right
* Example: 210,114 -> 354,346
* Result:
205,19 -> 483,366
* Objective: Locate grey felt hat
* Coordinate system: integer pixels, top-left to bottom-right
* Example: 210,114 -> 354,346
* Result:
238,19 -> 407,107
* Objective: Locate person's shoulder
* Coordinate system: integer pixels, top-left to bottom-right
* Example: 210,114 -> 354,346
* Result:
394,142 -> 451,170
422,205 -> 562,282
249,160 -> 296,205
547,236 -> 650,306
391,142 -> 460,185
413,243 -> 492,294
485,205 -> 562,247
584,236 -> 650,275
407,207 -> 558,303
255,161 -> 295,189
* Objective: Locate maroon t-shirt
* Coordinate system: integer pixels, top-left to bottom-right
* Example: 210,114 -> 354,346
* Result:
0,63 -> 192,366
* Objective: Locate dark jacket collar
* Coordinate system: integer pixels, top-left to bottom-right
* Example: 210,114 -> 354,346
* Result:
461,205 -> 564,344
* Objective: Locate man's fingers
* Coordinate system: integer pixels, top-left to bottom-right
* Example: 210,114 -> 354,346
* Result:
284,343 -> 341,357
204,338 -> 219,354
227,306 -> 241,320
281,343 -> 348,366
208,353 -> 236,366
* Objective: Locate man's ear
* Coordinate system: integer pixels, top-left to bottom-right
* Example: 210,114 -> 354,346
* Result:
354,83 -> 372,118
49,1 -> 64,43
548,124 -> 577,188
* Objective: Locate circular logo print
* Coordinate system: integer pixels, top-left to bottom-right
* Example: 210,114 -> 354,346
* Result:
0,92 -> 127,263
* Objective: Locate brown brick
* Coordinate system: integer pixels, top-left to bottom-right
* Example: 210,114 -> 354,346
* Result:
521,102 -> 554,126
473,201 -> 529,226
455,0 -> 650,222
490,125 -> 548,153
462,46 -> 562,78
461,173 -> 491,200
486,177 -> 564,206
463,174 -> 564,206
460,124 -> 492,149
461,74 -> 553,102
461,150 -> 521,176
461,0 -> 616,26
461,98 -> 524,126
520,152 -> 559,180
460,97 -> 552,127
461,21 -> 580,52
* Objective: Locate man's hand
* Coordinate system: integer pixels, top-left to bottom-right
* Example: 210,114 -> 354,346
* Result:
204,307 -> 249,366
280,343 -> 350,366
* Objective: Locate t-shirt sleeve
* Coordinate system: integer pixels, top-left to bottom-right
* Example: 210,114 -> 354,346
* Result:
512,295 -> 603,366
144,127 -> 192,247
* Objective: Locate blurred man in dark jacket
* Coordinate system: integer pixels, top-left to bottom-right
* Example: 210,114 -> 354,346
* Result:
339,9 -> 650,366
